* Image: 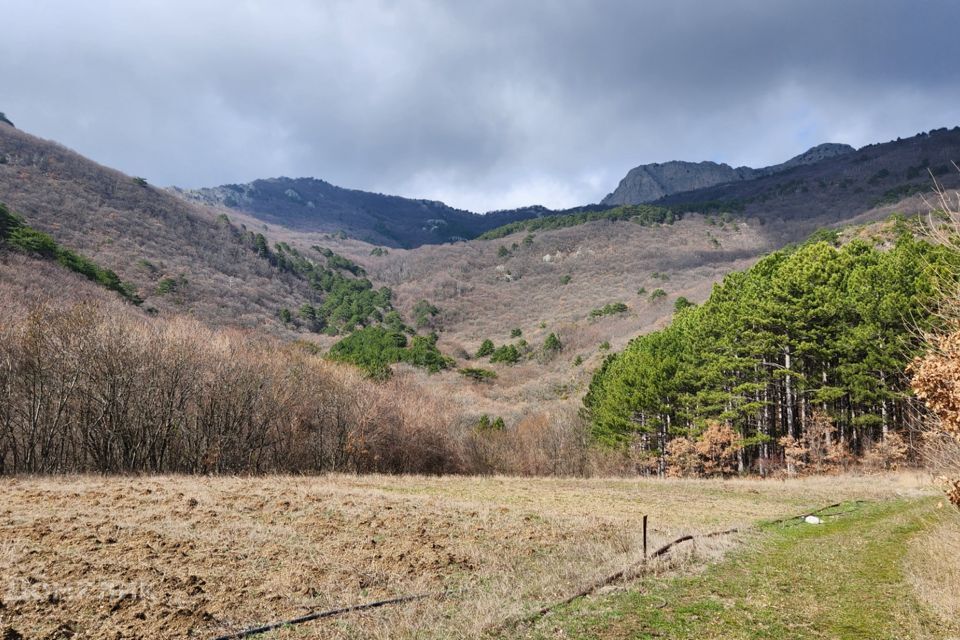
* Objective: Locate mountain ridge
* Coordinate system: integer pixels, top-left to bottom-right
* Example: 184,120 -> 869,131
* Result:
173,141 -> 874,247
601,142 -> 855,205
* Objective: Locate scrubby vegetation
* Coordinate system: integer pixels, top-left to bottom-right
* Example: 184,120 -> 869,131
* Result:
478,204 -> 678,239
0,202 -> 140,303
490,343 -> 523,365
327,326 -> 452,378
476,339 -> 495,358
586,233 -> 956,476
544,332 -> 563,352
413,299 -> 440,328
459,367 -> 497,383
589,302 -> 629,318
673,296 -> 694,312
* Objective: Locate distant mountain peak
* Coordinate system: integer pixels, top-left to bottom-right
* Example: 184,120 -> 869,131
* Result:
602,142 -> 854,206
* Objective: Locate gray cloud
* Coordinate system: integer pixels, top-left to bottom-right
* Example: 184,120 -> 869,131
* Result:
3,0 -> 960,211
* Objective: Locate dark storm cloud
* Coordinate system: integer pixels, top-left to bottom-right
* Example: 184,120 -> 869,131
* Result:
3,0 -> 960,211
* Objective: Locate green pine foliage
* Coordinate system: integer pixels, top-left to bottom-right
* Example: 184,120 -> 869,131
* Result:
585,235 -> 957,467
544,332 -> 563,352
673,296 -> 694,313
459,367 -> 497,383
0,202 -> 141,303
413,299 -> 440,328
312,245 -> 366,276
476,339 -> 495,358
478,204 -> 678,240
327,326 -> 452,377
490,343 -> 522,365
476,415 -> 506,430
241,233 -> 391,333
590,302 -> 629,318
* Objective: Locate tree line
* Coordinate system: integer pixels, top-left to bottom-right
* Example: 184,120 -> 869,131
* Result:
585,229 -> 957,475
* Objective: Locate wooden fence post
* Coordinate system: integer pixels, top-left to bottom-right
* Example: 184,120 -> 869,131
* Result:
643,514 -> 648,560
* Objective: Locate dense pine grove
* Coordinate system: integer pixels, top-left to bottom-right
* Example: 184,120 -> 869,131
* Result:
585,226 -> 957,474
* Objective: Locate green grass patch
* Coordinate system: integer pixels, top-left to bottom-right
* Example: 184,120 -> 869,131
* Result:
520,498 -> 946,640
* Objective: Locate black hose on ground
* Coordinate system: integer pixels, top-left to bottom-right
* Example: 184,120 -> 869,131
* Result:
211,592 -> 439,640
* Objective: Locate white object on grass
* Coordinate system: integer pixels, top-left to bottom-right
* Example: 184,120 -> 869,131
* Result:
804,515 -> 823,525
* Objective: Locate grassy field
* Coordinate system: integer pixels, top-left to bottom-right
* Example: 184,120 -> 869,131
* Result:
0,473 -> 942,639
519,498 -> 960,640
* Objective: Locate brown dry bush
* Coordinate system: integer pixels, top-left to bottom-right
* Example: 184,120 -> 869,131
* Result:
695,422 -> 742,476
862,431 -> 910,471
0,301 -> 461,475
910,182 -> 960,507
665,436 -> 698,477
665,422 -> 742,478
912,332 -> 960,506
461,405 -> 591,476
778,435 -> 808,476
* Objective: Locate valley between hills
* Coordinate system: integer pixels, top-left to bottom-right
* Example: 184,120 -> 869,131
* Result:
3,115 -> 960,638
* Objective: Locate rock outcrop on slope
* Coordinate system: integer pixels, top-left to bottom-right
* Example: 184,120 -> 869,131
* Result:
602,142 -> 855,205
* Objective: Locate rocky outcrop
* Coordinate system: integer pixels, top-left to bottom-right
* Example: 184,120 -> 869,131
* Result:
602,143 -> 854,205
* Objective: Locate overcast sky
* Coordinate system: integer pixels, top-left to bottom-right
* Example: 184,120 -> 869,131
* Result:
3,1 -> 960,212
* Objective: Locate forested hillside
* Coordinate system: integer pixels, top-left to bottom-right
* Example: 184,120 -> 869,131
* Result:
585,227 -> 956,475
176,178 -> 575,248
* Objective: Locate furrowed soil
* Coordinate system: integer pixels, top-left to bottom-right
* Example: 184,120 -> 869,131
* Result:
0,474 -> 933,639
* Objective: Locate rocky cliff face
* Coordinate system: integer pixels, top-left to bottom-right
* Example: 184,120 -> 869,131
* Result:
601,161 -> 754,205
602,142 -> 854,205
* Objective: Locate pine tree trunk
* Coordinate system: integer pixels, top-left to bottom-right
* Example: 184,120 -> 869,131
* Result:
784,346 -> 795,440
657,415 -> 666,477
879,371 -> 889,440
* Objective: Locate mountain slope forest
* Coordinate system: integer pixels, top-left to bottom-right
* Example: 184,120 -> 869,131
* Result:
177,178 -> 610,248
2,116 -> 959,476
585,228 -> 956,475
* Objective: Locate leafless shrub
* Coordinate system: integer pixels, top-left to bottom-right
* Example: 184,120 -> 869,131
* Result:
0,302 -> 461,475
910,178 -> 960,507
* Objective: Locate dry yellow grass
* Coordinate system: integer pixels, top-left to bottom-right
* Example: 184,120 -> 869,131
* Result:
0,473 -> 932,639
905,504 -> 960,632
